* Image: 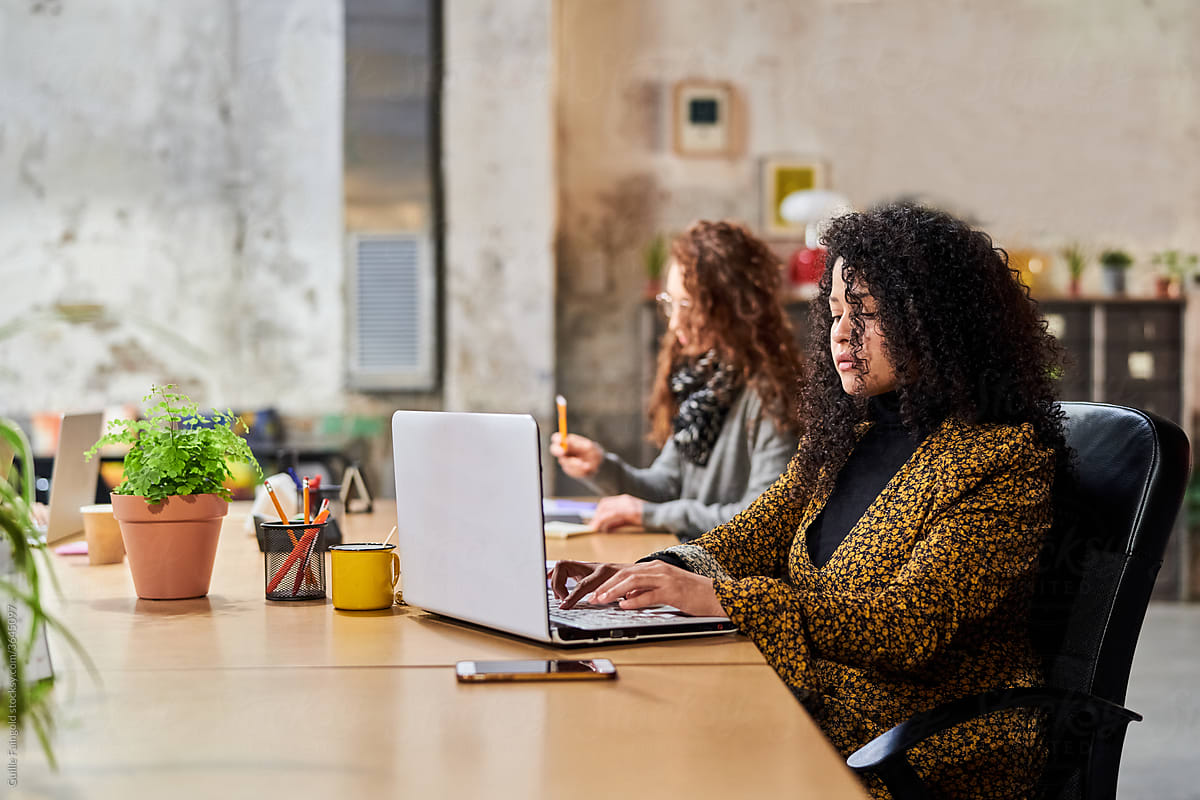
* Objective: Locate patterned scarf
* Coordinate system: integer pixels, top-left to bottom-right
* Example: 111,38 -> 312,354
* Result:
670,351 -> 741,466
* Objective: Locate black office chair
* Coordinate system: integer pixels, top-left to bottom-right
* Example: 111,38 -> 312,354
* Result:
846,402 -> 1193,800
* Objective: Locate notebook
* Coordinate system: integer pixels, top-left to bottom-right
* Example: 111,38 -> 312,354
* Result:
542,498 -> 596,524
391,410 -> 735,645
542,520 -> 594,539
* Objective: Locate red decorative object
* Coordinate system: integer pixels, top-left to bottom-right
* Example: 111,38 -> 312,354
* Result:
788,246 -> 826,286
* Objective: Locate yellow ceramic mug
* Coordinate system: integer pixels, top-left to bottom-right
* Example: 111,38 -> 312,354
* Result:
330,543 -> 399,610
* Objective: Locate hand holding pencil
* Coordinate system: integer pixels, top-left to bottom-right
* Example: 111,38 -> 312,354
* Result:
549,431 -> 604,480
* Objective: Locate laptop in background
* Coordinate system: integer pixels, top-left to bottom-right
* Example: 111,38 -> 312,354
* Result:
391,409 -> 735,645
41,411 -> 105,543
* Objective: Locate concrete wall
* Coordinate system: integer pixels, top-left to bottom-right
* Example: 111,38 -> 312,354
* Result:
555,0 -> 1200,463
442,0 -> 556,422
0,0 -> 558,495
0,0 -> 344,414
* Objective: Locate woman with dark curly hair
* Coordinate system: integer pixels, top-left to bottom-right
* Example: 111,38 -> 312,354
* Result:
550,219 -> 803,541
552,203 -> 1068,798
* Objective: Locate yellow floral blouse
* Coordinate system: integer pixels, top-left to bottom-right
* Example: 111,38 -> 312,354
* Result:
659,416 -> 1055,799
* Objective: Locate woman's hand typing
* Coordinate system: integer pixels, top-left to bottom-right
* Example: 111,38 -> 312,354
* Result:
549,559 -> 724,617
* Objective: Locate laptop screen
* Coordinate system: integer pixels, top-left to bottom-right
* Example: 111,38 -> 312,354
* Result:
391,410 -> 553,642
44,411 -> 105,543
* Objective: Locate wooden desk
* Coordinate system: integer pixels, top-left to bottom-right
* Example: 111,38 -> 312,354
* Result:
20,502 -> 869,799
47,502 -> 768,670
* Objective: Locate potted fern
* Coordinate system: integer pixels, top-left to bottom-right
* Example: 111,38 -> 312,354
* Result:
86,385 -> 262,600
1,418 -> 90,766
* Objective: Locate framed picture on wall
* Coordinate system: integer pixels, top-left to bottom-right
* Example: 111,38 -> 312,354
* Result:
761,158 -> 827,236
672,79 -> 736,157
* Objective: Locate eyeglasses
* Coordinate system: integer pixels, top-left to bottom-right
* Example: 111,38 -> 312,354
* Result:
655,292 -> 692,319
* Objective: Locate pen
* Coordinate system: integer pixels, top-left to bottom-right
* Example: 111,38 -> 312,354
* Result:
314,498 -> 330,520
556,394 -> 568,443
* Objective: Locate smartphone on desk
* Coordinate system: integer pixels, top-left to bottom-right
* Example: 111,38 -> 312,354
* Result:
455,659 -> 617,682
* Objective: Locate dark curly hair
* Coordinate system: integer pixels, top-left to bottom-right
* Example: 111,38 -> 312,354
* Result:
647,220 -> 804,445
793,202 -> 1069,495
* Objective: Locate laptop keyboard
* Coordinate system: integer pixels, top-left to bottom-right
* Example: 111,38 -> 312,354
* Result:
547,590 -> 693,630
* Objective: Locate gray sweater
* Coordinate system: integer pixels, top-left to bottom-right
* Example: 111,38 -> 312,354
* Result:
582,389 -> 798,540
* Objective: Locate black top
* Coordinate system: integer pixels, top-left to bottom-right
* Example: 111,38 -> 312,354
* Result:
806,391 -> 921,568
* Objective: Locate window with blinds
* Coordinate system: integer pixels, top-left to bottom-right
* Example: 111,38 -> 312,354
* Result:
346,232 -> 435,390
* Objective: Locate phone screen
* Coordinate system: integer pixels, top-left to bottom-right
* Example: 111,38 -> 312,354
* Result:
456,659 -> 617,681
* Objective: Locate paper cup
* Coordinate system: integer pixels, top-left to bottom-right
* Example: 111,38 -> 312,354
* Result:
81,504 -> 126,565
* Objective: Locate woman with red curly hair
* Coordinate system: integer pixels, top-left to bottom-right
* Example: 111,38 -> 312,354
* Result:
551,220 -> 803,541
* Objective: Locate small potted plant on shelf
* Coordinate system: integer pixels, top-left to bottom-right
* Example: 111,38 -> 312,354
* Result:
1,418 -> 91,766
1059,243 -> 1087,298
1151,249 -> 1198,299
86,385 -> 262,600
1098,249 -> 1133,296
643,232 -> 668,299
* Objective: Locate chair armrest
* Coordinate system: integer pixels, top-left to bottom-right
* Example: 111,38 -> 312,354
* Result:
846,687 -> 1141,794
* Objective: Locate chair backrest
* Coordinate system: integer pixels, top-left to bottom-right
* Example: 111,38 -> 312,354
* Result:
1034,402 -> 1191,703
1030,402 -> 1190,799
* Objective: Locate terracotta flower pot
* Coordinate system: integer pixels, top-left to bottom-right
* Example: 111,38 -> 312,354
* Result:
111,494 -> 229,600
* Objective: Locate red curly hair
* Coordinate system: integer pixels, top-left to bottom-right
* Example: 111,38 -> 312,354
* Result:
647,220 -> 804,446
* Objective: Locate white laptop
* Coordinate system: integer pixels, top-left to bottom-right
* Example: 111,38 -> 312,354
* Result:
391,410 -> 735,645
40,411 -> 105,543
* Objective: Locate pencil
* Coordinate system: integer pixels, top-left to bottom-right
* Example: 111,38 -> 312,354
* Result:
303,477 -> 311,525
264,481 -> 289,524
556,394 -> 568,443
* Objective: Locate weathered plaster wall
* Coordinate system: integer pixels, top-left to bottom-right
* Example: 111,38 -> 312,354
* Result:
442,0 -> 555,420
0,0 -> 344,414
555,0 -> 1200,462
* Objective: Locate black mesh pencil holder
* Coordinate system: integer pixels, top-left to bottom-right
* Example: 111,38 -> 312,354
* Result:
263,522 -> 328,601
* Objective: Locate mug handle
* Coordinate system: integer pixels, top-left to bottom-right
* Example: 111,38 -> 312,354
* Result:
389,552 -> 401,589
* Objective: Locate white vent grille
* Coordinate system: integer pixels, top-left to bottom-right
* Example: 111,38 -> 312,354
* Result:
347,232 -> 436,390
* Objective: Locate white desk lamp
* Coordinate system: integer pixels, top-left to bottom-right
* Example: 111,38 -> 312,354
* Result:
779,189 -> 852,248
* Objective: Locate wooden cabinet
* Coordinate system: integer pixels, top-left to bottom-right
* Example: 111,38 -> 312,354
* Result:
1041,299 -> 1186,424
1040,299 -> 1189,600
